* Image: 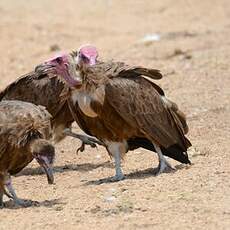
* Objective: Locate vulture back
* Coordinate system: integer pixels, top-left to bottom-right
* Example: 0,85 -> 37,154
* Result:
0,100 -> 52,147
0,72 -> 74,142
0,100 -> 53,175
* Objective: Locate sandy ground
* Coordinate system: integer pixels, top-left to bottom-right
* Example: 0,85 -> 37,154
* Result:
0,0 -> 229,229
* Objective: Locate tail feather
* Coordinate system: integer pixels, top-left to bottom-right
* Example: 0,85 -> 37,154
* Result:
161,144 -> 191,164
127,137 -> 191,164
162,96 -> 189,134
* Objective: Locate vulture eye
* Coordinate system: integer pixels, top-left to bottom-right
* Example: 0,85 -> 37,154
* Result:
80,54 -> 89,62
55,57 -> 63,64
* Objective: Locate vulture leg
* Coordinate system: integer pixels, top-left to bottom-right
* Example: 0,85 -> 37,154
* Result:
0,173 -> 13,208
153,143 -> 174,175
0,174 -> 4,208
107,142 -> 125,181
63,128 -> 104,153
0,191 -> 3,208
4,174 -> 32,207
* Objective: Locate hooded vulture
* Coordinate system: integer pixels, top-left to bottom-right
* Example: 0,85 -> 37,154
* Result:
0,49 -> 102,151
35,50 -> 191,181
0,100 -> 55,207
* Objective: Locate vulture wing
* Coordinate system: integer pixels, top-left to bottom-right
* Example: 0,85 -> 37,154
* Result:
104,77 -> 191,152
0,100 -> 52,148
87,61 -> 163,80
0,71 -> 69,118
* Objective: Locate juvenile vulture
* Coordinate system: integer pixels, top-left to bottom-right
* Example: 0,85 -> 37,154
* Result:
0,100 -> 55,207
36,51 -> 191,181
0,47 -> 101,151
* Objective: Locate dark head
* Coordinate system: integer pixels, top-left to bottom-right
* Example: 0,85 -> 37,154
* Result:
30,139 -> 55,184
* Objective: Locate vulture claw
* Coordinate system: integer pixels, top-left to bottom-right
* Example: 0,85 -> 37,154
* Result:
63,128 -> 105,153
76,140 -> 97,154
76,142 -> 85,154
14,199 -> 34,207
109,175 -> 125,182
154,160 -> 175,175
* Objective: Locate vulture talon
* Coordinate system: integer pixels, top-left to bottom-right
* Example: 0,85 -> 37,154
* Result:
14,199 -> 33,208
76,142 -> 85,154
76,140 -> 97,154
109,175 -> 125,182
155,160 -> 175,175
64,128 -> 103,153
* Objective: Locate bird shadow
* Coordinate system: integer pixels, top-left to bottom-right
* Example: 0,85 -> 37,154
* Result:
16,161 -> 114,177
2,198 -> 65,210
84,163 -> 191,185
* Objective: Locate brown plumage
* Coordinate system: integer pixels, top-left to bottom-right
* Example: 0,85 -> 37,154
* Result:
0,72 -> 73,143
36,53 -> 191,181
0,100 -> 55,207
0,70 -> 103,151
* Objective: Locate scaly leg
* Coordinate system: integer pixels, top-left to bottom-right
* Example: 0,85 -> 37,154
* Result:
0,173 -> 6,208
0,191 -> 3,208
4,174 -> 32,207
107,142 -> 126,181
153,143 -> 174,175
63,128 -> 105,153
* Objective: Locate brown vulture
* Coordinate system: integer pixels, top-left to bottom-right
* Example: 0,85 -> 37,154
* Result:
0,47 -> 102,152
35,51 -> 191,181
0,100 -> 55,207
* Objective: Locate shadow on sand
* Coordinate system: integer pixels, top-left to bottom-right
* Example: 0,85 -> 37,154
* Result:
16,161 -> 114,177
84,163 -> 191,185
2,198 -> 65,210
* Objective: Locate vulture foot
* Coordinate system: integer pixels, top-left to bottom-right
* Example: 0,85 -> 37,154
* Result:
63,128 -> 104,153
76,140 -> 97,154
110,173 -> 125,182
153,143 -> 175,175
155,160 -> 175,175
14,198 -> 34,207
4,175 -> 33,207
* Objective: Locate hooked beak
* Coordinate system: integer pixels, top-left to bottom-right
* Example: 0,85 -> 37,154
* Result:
35,63 -> 56,75
40,161 -> 54,184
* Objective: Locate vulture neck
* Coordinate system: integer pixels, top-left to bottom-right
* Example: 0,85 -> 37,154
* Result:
71,85 -> 99,118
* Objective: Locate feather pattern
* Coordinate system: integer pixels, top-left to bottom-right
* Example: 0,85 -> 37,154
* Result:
0,71 -> 74,142
68,60 -> 191,164
0,100 -> 53,175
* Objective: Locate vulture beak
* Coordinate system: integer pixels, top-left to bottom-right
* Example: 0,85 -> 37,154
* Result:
36,157 -> 54,184
41,162 -> 54,184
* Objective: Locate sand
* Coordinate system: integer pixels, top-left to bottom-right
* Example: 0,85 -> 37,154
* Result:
0,0 -> 229,229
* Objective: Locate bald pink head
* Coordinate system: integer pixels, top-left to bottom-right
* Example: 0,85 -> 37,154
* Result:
77,45 -> 98,65
44,52 -> 69,65
35,51 -> 82,88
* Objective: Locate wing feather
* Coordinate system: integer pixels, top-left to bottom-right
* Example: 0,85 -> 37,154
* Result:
105,77 -> 190,150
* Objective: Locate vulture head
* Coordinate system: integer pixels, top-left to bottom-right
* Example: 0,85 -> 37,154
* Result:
35,52 -> 82,88
74,44 -> 98,66
30,139 -> 55,184
35,45 -> 98,88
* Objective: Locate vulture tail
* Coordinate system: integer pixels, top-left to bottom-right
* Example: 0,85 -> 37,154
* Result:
161,144 -> 191,164
162,96 -> 189,134
127,137 -> 191,164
